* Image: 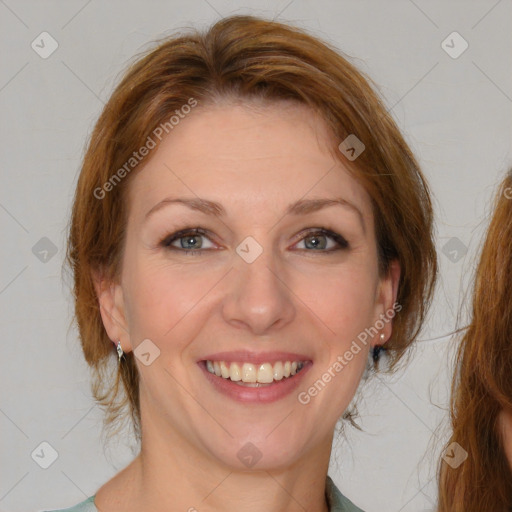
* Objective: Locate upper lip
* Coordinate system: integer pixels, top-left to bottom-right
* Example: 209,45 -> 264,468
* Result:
200,350 -> 312,365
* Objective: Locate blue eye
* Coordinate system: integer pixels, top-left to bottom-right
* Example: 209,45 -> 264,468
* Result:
161,228 -> 214,255
160,227 -> 349,255
295,229 -> 349,251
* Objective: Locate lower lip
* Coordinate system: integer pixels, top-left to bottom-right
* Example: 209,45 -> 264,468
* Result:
198,361 -> 312,403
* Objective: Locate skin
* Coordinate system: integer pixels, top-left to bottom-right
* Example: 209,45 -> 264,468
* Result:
93,100 -> 400,512
498,409 -> 512,470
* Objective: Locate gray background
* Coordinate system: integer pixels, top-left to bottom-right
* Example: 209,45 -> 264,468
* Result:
0,1 -> 511,511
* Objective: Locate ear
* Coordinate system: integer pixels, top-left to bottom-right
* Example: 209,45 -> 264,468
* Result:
91,268 -> 133,353
373,259 -> 401,346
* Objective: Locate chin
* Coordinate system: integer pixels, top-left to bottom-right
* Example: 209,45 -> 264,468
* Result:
203,432 -> 307,472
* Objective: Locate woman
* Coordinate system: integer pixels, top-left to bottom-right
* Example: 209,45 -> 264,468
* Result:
48,15 -> 436,512
437,170 -> 512,511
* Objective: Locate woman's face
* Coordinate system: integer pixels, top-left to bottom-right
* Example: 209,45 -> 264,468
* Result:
97,101 -> 399,470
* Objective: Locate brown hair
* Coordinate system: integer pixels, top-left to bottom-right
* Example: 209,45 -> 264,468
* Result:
64,15 -> 437,442
437,170 -> 512,511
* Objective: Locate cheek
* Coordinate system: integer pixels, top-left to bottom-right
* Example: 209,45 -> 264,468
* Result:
123,255 -> 213,344
294,266 -> 378,336
297,270 -> 377,414
123,248 -> 379,355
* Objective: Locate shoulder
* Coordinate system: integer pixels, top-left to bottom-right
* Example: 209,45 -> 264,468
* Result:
326,475 -> 365,512
40,495 -> 97,512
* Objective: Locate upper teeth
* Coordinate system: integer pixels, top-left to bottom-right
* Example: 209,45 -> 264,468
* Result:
206,360 -> 305,383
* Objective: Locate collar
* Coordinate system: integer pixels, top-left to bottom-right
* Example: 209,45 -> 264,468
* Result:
325,475 -> 364,512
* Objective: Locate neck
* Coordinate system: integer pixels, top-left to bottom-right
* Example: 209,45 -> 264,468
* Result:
106,423 -> 332,512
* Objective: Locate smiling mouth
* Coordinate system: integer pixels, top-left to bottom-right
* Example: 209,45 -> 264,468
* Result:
203,360 -> 307,387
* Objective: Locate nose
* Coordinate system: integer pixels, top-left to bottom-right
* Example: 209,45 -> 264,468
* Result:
221,240 -> 296,336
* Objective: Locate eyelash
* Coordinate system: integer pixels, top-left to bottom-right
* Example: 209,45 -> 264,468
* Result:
160,227 -> 349,256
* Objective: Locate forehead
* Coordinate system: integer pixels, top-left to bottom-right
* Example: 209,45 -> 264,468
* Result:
127,102 -> 373,223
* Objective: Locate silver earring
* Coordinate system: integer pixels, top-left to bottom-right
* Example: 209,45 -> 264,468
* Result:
372,333 -> 386,363
116,340 -> 123,362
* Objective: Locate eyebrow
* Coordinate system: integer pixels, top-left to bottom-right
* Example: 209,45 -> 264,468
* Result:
144,196 -> 366,232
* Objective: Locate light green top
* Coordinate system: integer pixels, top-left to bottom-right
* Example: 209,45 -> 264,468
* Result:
42,475 -> 364,511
